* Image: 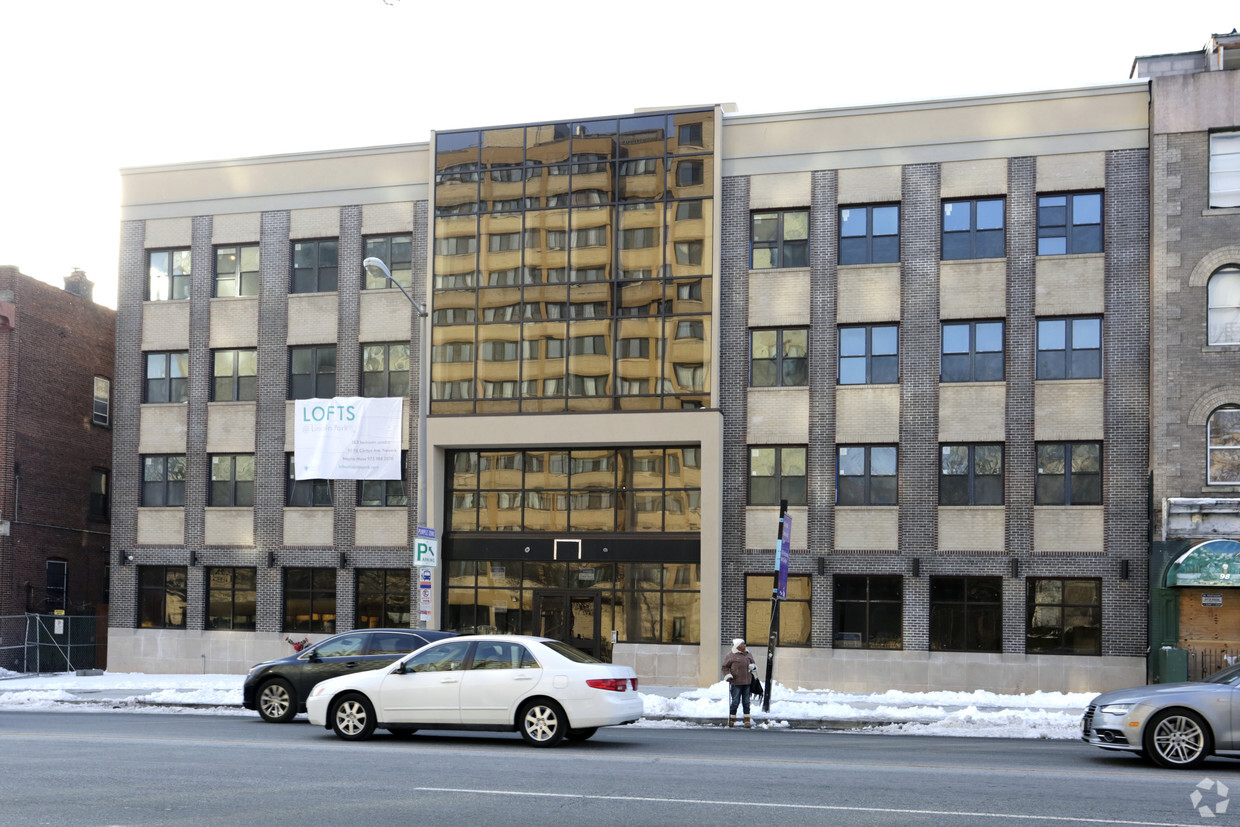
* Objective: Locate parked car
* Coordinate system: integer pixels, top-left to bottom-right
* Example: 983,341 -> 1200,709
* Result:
243,629 -> 455,722
306,634 -> 644,746
1082,663 -> 1240,768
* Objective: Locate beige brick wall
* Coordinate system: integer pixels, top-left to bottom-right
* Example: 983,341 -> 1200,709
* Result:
1034,506 -> 1104,552
745,506 -> 808,551
290,207 -> 340,239
212,212 -> 262,244
137,510 -> 185,546
836,385 -> 900,442
361,202 -> 416,235
837,264 -> 901,323
939,383 -> 1006,441
748,172 -> 810,209
287,295 -> 339,344
836,507 -> 898,549
838,166 -> 901,204
144,217 -> 192,248
209,298 -> 259,348
284,510 -> 334,546
1034,381 -> 1105,440
142,302 -> 190,350
359,291 -> 414,342
941,158 -> 1008,198
749,270 -> 810,326
204,509 -> 255,547
206,404 -> 257,453
139,406 -> 188,453
940,260 -> 1006,318
747,388 -> 809,443
356,509 -> 409,547
1036,152 -> 1105,191
1035,255 -> 1105,316
938,508 -> 1006,551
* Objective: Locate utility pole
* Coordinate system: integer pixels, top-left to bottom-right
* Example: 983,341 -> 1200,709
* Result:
763,499 -> 790,713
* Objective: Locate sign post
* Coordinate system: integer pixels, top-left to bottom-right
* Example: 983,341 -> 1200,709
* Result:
414,527 -> 438,630
763,500 -> 790,713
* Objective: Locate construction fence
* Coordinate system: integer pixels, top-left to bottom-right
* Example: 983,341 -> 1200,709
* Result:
0,613 -> 104,674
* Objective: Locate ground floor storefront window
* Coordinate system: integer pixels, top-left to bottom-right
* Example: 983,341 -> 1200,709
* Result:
833,575 -> 902,649
139,566 -> 187,629
745,574 -> 811,645
929,576 -> 1001,652
1026,577 -> 1101,655
356,568 -> 411,628
283,568 -> 337,633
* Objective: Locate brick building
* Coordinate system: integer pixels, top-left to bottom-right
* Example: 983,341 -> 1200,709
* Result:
109,59 -> 1175,692
0,266 -> 115,668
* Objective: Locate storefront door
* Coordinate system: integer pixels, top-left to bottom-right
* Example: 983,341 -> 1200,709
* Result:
534,590 -> 602,660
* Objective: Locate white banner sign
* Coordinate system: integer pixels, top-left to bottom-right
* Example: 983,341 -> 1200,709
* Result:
294,397 -> 403,481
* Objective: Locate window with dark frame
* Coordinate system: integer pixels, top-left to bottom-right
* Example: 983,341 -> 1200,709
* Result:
834,575 -> 902,649
1035,442 -> 1102,505
745,574 -> 811,646
45,560 -> 67,611
1037,192 -> 1102,255
287,453 -> 332,507
147,249 -> 191,301
1027,577 -> 1101,655
940,321 -> 1004,382
283,567 -> 337,633
1208,406 -> 1240,485
748,446 -> 807,506
363,235 -> 414,289
839,324 -> 898,385
839,204 -> 899,265
89,468 -> 110,522
141,455 -> 186,507
214,244 -> 259,297
356,569 -> 412,628
1208,266 -> 1240,345
942,198 -> 1005,260
144,351 -> 189,403
139,565 -> 187,629
1036,317 -> 1101,379
929,576 -> 1002,652
836,445 -> 897,506
359,451 -> 408,508
288,345 -> 336,399
209,454 -> 255,507
92,377 -> 111,426
206,567 -> 256,631
212,349 -> 257,402
291,239 -> 339,294
750,328 -> 808,387
361,343 -> 411,398
939,444 -> 1003,506
751,209 -> 809,269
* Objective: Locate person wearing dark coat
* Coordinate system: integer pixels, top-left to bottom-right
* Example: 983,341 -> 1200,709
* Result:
721,637 -> 757,727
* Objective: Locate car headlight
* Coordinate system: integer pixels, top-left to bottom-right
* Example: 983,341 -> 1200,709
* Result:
1099,703 -> 1135,715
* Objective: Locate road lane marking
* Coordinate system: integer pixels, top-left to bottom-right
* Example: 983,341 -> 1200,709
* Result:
413,786 -> 1200,826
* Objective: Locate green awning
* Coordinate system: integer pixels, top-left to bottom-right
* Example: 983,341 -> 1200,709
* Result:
1165,539 -> 1240,587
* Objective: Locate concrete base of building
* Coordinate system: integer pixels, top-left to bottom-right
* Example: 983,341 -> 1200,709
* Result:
106,628 -> 327,675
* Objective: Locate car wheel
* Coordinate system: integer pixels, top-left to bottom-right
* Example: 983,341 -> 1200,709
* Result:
1145,709 -> 1211,769
257,679 -> 297,723
387,727 -> 417,738
519,699 -> 567,747
331,694 -> 377,741
565,727 -> 598,742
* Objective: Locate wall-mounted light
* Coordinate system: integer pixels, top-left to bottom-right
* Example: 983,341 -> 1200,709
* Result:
1120,560 -> 1130,580
1010,558 -> 1020,578
911,557 -> 921,578
817,557 -> 826,576
118,550 -> 133,565
339,552 -> 349,569
267,551 -> 277,568
189,550 -> 198,567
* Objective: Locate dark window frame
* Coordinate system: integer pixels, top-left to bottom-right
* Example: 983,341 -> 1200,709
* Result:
45,560 -> 67,611
141,454 -> 186,507
359,451 -> 408,508
89,467 -> 110,522
283,567 -> 337,634
833,574 -> 903,649
749,327 -> 808,387
363,234 -> 414,290
139,565 -> 187,629
1026,577 -> 1101,655
836,445 -> 898,506
288,345 -> 337,400
143,351 -> 189,404
745,573 -> 812,646
939,444 -> 1004,506
748,445 -> 808,507
147,248 -> 192,301
941,197 -> 1006,260
839,203 -> 899,265
355,568 -> 412,628
206,566 -> 257,631
1036,316 -> 1102,380
838,324 -> 898,385
751,209 -> 809,269
929,575 -> 1002,652
287,453 -> 333,508
209,453 -> 255,508
212,348 -> 257,402
213,244 -> 260,298
290,238 -> 339,294
940,320 -> 1005,382
1036,191 -> 1102,255
1035,441 -> 1102,506
361,342 -> 411,398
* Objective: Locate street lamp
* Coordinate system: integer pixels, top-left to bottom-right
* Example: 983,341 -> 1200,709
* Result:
362,257 -> 429,532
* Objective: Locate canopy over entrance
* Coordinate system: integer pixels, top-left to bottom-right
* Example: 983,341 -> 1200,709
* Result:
1165,539 -> 1240,587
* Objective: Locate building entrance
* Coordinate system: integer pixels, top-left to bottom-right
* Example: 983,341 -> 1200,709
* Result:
534,590 -> 604,660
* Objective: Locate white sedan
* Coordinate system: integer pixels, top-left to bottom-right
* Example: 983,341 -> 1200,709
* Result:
305,634 -> 644,747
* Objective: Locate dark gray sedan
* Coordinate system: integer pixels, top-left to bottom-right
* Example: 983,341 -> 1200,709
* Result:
243,629 -> 455,722
1082,663 -> 1240,768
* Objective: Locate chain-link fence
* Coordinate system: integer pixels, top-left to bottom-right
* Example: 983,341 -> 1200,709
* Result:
0,614 -> 101,674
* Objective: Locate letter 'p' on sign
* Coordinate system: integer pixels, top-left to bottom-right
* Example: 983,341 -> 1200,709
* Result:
414,537 -> 439,567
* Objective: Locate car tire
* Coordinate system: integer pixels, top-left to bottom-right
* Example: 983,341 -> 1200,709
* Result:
387,727 -> 417,738
565,727 -> 598,742
1144,708 -> 1211,769
257,679 -> 297,723
331,694 -> 377,741
519,699 -> 567,747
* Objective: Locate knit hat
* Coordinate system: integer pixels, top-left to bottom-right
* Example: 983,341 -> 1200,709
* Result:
731,638 -> 746,652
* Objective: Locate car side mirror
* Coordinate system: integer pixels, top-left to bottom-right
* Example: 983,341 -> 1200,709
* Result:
306,651 -> 320,663
393,661 -> 408,675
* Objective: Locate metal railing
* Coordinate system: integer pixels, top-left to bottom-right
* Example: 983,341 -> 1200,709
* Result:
1185,644 -> 1239,681
0,614 -> 100,674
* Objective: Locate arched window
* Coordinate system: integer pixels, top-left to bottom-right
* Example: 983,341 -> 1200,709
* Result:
1208,406 -> 1240,484
1208,266 -> 1240,345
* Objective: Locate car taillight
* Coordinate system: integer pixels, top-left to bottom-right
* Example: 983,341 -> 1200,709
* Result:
587,678 -> 629,692
631,677 -> 638,691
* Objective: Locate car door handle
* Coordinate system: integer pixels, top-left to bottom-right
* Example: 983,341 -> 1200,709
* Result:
344,662 -> 360,669
513,676 -> 534,681
441,677 -> 460,684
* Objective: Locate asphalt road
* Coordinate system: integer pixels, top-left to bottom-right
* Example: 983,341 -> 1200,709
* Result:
1,711 -> 1237,826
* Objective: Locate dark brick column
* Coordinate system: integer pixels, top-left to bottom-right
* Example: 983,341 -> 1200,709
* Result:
334,205 -> 362,626
184,215 -> 214,629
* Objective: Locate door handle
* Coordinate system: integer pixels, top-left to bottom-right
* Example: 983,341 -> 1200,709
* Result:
441,677 -> 459,684
513,676 -> 534,681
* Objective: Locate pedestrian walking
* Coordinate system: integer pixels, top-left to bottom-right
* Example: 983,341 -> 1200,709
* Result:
722,637 -> 758,728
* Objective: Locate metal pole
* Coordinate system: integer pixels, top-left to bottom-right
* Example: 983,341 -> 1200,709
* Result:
763,499 -> 788,713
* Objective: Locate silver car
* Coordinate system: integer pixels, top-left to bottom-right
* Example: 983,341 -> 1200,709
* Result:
1082,663 -> 1240,768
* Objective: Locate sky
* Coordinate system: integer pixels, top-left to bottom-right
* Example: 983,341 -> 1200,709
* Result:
0,0 -> 1235,309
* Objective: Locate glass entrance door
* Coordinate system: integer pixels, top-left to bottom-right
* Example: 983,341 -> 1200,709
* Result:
534,590 -> 603,660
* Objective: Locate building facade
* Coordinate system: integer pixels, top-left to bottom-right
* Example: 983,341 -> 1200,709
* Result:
110,76 -> 1160,692
0,266 -> 114,669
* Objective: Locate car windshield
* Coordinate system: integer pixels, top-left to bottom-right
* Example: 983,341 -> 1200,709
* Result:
542,640 -> 603,664
1204,664 -> 1240,685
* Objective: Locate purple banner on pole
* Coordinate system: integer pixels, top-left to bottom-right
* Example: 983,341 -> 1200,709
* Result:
777,513 -> 791,599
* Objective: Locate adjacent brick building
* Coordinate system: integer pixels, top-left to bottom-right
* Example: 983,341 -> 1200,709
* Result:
0,266 -> 114,668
